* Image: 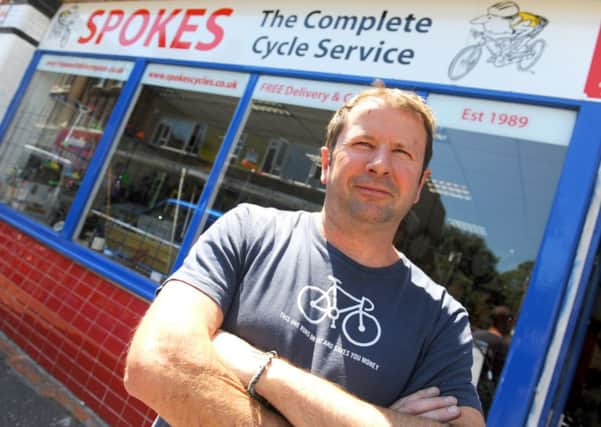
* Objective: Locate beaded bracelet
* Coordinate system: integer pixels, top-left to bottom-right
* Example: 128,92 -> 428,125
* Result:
247,350 -> 278,407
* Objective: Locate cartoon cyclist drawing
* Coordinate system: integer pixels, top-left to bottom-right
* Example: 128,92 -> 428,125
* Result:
448,1 -> 548,81
48,6 -> 79,47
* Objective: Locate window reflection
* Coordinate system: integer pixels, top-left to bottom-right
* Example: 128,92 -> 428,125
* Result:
77,66 -> 245,282
0,56 -> 131,229
395,94 -> 576,415
210,78 -> 368,214
212,101 -> 329,213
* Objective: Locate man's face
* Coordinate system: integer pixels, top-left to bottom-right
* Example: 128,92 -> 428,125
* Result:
320,98 -> 431,227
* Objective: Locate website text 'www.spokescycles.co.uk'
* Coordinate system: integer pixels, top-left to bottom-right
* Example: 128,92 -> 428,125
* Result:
147,71 -> 238,89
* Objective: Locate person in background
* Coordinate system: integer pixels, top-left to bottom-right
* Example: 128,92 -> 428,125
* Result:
473,305 -> 514,414
124,86 -> 485,427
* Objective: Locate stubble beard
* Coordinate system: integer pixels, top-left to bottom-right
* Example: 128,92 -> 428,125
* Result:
325,180 -> 404,227
322,180 -> 396,226
347,198 -> 399,225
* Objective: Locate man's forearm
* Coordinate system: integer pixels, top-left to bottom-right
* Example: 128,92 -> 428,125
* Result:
212,331 -> 477,426
127,346 -> 286,427
124,282 -> 290,427
257,357 -> 446,427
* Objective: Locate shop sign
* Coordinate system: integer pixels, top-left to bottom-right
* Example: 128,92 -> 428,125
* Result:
142,64 -> 248,97
427,94 -> 576,146
37,54 -> 133,80
38,1 -> 601,102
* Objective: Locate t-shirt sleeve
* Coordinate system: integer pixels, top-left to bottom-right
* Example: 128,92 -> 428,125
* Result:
163,204 -> 252,315
406,293 -> 483,412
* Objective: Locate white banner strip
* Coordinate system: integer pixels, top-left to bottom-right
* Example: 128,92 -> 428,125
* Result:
254,76 -> 369,110
142,64 -> 248,97
37,54 -> 133,81
427,94 -> 577,146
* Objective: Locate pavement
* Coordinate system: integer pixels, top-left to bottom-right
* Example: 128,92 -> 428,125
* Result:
0,332 -> 106,427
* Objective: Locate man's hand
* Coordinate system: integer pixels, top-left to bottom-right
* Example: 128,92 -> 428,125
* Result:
391,387 -> 461,424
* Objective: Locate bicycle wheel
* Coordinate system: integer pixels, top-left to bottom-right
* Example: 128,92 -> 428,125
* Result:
297,286 -> 329,324
518,39 -> 545,71
448,45 -> 482,81
342,311 -> 381,347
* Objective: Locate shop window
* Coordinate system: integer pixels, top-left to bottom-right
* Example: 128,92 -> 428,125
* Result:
396,94 -> 577,415
77,64 -> 248,283
208,76 -> 369,215
0,54 -> 132,229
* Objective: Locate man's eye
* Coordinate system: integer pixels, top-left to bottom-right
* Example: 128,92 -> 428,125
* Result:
393,148 -> 412,158
354,141 -> 373,148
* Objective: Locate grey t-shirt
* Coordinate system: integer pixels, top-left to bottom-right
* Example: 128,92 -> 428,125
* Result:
168,203 -> 481,410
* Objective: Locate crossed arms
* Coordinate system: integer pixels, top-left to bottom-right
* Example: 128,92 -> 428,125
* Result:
124,280 -> 485,427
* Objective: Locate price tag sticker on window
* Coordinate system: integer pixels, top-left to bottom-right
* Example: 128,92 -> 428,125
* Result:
427,94 -> 576,146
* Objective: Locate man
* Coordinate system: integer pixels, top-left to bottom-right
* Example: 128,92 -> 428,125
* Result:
474,306 -> 513,379
473,305 -> 513,414
124,87 -> 485,426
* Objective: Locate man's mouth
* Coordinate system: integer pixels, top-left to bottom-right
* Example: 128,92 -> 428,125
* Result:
354,184 -> 393,197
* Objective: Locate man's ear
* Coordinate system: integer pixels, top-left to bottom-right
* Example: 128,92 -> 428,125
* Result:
320,146 -> 330,185
414,168 -> 431,204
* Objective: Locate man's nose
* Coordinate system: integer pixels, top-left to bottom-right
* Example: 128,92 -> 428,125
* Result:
366,146 -> 391,175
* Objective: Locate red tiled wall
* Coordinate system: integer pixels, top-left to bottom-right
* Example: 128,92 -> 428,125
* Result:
0,220 -> 157,426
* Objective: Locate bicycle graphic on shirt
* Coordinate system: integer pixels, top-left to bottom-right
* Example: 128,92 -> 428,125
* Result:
297,275 -> 381,347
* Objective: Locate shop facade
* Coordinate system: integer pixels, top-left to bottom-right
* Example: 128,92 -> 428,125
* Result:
0,1 -> 600,425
